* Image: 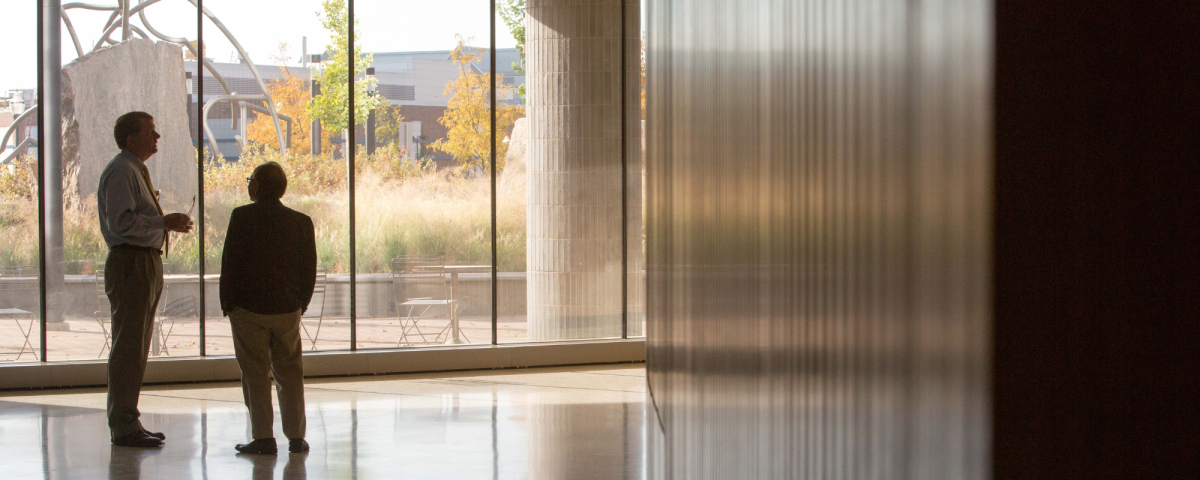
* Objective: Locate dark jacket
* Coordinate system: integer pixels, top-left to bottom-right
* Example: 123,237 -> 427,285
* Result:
219,198 -> 317,316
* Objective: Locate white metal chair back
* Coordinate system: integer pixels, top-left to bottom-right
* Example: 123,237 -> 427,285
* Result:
300,267 -> 328,350
94,269 -> 113,358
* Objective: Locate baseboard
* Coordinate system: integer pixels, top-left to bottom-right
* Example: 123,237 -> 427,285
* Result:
0,339 -> 646,390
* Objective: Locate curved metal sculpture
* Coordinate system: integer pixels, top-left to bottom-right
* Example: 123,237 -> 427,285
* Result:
1,105 -> 40,165
58,0 -> 290,158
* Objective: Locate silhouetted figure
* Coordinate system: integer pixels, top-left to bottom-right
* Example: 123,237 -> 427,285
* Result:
98,111 -> 193,448
220,162 -> 316,455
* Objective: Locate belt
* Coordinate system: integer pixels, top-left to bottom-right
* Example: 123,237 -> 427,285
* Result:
112,244 -> 163,256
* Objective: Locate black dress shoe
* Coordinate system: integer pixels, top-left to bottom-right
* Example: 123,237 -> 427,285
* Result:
141,428 -> 166,441
112,431 -> 164,448
288,438 -> 310,453
235,438 -> 278,455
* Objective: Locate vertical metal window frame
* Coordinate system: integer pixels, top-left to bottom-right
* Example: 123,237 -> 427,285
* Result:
620,0 -> 629,339
37,0 -> 47,362
348,0 -> 357,350
198,0 -> 207,355
490,0 -> 499,345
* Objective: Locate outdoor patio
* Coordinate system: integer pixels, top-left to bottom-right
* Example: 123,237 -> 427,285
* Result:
0,314 -> 544,363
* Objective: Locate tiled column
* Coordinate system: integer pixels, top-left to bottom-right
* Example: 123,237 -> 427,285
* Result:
526,0 -> 633,340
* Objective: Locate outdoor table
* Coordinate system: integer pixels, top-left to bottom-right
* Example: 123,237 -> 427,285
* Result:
442,265 -> 491,345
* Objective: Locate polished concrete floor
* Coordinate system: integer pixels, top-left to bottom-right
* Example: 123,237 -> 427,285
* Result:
0,364 -> 646,479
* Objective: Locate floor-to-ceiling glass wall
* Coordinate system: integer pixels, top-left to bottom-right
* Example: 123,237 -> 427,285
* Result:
494,0 -> 529,342
9,0 -> 642,368
0,3 -> 42,363
628,0 -> 646,337
46,1 -> 201,360
201,0 -> 353,353
353,0 -> 495,348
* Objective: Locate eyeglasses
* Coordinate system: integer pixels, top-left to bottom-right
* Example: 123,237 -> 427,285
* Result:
246,176 -> 255,183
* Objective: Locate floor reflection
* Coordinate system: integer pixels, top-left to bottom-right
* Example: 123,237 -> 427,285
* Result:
235,451 -> 308,480
0,364 -> 645,480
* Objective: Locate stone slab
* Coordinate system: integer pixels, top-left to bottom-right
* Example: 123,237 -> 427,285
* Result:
62,39 -> 196,211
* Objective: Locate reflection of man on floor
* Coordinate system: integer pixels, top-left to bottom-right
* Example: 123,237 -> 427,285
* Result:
98,111 -> 193,448
220,162 -> 317,455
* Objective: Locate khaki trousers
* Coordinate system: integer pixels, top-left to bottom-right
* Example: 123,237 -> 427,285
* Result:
230,307 -> 306,440
105,248 -> 164,439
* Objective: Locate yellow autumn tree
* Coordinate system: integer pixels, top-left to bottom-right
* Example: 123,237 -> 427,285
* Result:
246,68 -> 332,152
431,35 -> 524,174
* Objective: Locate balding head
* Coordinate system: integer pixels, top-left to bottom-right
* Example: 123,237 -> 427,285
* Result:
250,162 -> 287,201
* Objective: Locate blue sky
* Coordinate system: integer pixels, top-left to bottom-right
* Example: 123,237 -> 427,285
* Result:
2,0 -> 517,91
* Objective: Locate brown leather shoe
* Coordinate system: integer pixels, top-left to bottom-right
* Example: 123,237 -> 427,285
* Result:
289,438 -> 310,453
141,428 -> 166,441
112,431 -> 164,448
235,438 -> 278,455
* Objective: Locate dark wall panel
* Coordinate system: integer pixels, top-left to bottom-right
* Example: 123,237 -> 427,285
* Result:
645,0 -> 992,478
992,1 -> 1200,478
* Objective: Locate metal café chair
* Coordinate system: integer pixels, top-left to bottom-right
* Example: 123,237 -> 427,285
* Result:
153,294 -> 197,357
0,265 -> 40,360
94,269 -> 114,358
390,255 -> 461,345
300,267 -> 328,350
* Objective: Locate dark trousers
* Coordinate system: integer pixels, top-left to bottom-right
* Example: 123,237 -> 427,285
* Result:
230,307 -> 307,440
104,248 -> 163,439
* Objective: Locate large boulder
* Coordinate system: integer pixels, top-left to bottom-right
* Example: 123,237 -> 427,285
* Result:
62,39 -> 195,211
498,117 -> 527,203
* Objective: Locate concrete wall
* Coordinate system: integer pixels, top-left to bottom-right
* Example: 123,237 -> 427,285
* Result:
62,39 -> 196,211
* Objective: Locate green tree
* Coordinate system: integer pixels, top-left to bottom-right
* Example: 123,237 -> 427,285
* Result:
310,0 -> 382,137
373,104 -> 406,148
498,0 -> 526,99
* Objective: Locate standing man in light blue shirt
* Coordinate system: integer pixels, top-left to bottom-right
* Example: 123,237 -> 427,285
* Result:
97,111 -> 193,448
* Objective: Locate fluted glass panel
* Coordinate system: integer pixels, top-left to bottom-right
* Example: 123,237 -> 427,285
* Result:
644,0 -> 992,478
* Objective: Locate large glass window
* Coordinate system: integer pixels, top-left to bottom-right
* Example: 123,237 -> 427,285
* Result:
47,1 -> 201,360
201,0 -> 352,353
10,0 -> 642,366
629,0 -> 647,337
354,0 -> 495,348
0,3 -> 41,363
494,0 -> 530,343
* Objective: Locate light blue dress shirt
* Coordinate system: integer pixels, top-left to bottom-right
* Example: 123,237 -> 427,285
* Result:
97,150 -> 166,249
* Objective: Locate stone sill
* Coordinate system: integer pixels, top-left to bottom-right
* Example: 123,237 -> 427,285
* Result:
0,338 -> 646,390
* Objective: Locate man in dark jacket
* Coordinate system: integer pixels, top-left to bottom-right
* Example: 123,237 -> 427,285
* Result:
220,161 -> 316,455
